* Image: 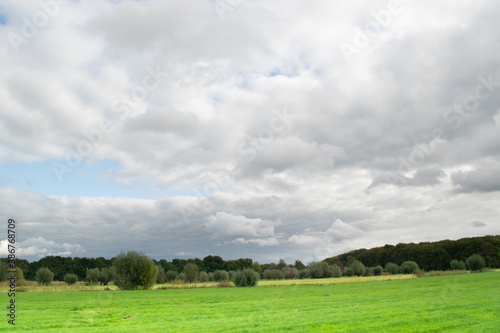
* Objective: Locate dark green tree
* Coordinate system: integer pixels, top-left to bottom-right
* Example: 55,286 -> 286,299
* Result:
466,254 -> 485,272
112,251 -> 158,290
36,267 -> 54,286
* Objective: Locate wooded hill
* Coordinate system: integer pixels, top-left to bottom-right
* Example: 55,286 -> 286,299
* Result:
323,235 -> 500,271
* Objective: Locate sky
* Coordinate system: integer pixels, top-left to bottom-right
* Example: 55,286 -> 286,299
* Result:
0,0 -> 499,264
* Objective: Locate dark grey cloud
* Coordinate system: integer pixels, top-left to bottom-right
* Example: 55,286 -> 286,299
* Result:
368,167 -> 445,190
451,162 -> 500,193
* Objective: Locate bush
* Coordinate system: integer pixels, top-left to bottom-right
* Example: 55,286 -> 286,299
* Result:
64,273 -> 78,285
263,269 -> 282,280
450,259 -> 466,271
281,267 -> 299,279
208,272 -> 215,281
466,254 -> 485,272
228,270 -> 236,281
166,270 -> 178,282
373,266 -> 383,276
299,269 -> 310,279
331,264 -> 342,278
156,266 -> 166,284
385,262 -> 399,275
177,273 -> 186,282
85,268 -> 100,285
343,266 -> 354,277
97,267 -> 113,286
233,269 -> 260,287
36,267 -> 54,286
113,250 -> 158,290
183,263 -> 199,283
400,261 -> 419,274
199,271 -> 209,282
350,260 -> 366,277
214,270 -> 229,282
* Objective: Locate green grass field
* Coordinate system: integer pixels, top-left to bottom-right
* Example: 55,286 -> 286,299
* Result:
2,272 -> 499,332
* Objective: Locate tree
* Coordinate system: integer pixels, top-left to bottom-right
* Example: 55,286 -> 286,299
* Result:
350,260 -> 366,277
183,263 -> 199,283
64,273 -> 78,285
373,266 -> 383,276
466,254 -> 485,272
98,267 -> 113,286
166,270 -> 177,282
343,266 -> 354,277
281,267 -> 299,279
385,262 -> 399,275
36,267 -> 54,286
331,264 -> 342,278
199,271 -> 209,282
294,260 -> 306,270
233,269 -> 260,287
156,266 -> 166,284
214,270 -> 229,282
112,251 -> 158,290
85,268 -> 100,285
0,261 -> 8,281
203,255 -> 226,272
450,259 -> 466,270
400,261 -> 419,274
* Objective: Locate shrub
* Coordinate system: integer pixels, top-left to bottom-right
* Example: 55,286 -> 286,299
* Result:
208,273 -> 215,281
199,271 -> 209,282
385,262 -> 399,275
263,269 -> 282,280
183,263 -> 199,283
343,266 -> 354,277
15,268 -> 26,286
156,266 -> 166,284
450,259 -> 466,271
228,270 -> 236,281
331,264 -> 342,278
166,270 -> 178,282
299,269 -> 310,279
373,266 -> 383,276
309,261 -> 330,279
233,269 -> 260,287
217,280 -> 233,288
64,273 -> 78,285
85,268 -> 100,285
214,270 -> 229,282
281,267 -> 299,279
400,261 -> 419,274
98,267 -> 113,285
466,254 -> 485,272
112,250 -> 158,290
177,273 -> 186,282
36,267 -> 54,286
350,260 -> 366,277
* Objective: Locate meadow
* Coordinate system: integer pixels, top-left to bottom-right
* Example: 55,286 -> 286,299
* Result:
2,271 -> 499,332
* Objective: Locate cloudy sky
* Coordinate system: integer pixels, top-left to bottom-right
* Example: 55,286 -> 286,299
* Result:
1,0 -> 499,264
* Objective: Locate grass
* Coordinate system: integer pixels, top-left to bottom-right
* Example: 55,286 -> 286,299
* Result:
2,271 -> 499,332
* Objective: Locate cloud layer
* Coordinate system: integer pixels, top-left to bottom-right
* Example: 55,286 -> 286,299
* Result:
0,0 -> 499,263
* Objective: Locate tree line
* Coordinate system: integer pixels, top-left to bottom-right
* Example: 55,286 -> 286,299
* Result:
1,235 -> 498,283
322,235 -> 500,270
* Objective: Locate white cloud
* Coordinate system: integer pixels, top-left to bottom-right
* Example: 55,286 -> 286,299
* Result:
0,236 -> 85,258
206,212 -> 275,239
